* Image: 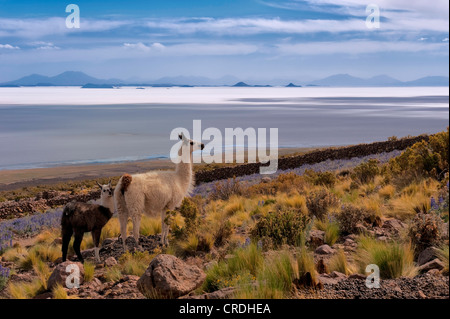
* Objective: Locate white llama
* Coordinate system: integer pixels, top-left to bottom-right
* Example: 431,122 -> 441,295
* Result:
97,180 -> 115,213
114,133 -> 204,250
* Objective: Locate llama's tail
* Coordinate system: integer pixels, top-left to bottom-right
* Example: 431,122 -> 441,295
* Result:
114,174 -> 132,217
120,174 -> 132,195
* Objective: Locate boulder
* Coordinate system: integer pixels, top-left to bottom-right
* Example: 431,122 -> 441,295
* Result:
417,247 -> 438,266
316,259 -> 328,274
137,254 -> 206,298
104,257 -> 118,267
344,238 -> 356,246
330,271 -> 347,281
308,230 -> 325,248
382,219 -> 406,233
47,261 -> 84,290
418,258 -> 444,273
314,244 -> 335,255
318,274 -> 339,286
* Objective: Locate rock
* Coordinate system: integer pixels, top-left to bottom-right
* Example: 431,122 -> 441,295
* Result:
316,259 -> 328,274
343,234 -> 357,241
441,223 -> 449,240
344,238 -> 356,246
382,219 -> 406,233
308,230 -> 325,248
349,273 -> 366,280
377,236 -> 388,242
318,274 -> 339,286
261,177 -> 272,183
47,261 -> 85,290
180,287 -> 236,299
102,238 -> 115,247
123,275 -> 140,282
137,254 -> 206,299
330,271 -> 347,281
33,291 -> 53,299
315,244 -> 335,255
355,223 -> 368,234
427,269 -> 441,276
374,228 -> 384,237
418,258 -> 444,273
417,247 -> 438,266
80,278 -> 103,292
418,290 -> 427,299
104,257 -> 118,267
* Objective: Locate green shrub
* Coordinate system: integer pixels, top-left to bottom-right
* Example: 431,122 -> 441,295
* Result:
250,208 -> 310,247
247,172 -> 304,196
351,159 -> 380,184
355,236 -> 417,279
304,170 -> 336,188
324,221 -> 340,246
210,177 -> 245,201
409,213 -> 443,251
213,220 -> 233,247
336,205 -> 377,235
203,243 -> 263,292
306,189 -> 339,220
236,251 -> 295,299
328,249 -> 353,275
389,129 -> 449,179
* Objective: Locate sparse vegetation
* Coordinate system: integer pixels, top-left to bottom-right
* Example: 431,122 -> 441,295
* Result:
1,130 -> 449,300
355,236 -> 417,279
250,208 -> 310,248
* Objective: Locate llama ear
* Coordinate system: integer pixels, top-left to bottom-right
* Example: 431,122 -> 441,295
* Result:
96,181 -> 103,189
108,180 -> 112,186
179,133 -> 183,140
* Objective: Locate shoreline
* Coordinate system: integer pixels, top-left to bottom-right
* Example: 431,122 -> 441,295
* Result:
0,147 -> 320,191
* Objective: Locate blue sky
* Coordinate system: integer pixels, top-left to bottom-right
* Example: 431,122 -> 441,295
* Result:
0,0 -> 448,83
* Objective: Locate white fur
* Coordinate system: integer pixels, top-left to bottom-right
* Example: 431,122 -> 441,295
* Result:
98,180 -> 115,214
115,133 -> 203,249
95,181 -> 114,263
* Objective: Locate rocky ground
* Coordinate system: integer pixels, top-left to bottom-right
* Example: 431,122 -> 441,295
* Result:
1,214 -> 448,300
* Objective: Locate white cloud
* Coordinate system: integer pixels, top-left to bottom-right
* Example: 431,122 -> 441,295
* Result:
443,38 -> 449,42
144,16 -> 449,35
419,37 -> 428,41
0,44 -> 19,49
276,40 -> 447,55
29,41 -> 60,50
0,17 -> 128,38
123,42 -> 166,52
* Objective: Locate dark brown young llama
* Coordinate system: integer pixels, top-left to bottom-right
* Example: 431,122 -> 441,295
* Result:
61,201 -> 113,263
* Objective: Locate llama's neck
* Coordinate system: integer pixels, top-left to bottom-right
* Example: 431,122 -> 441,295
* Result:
100,196 -> 115,214
175,156 -> 194,195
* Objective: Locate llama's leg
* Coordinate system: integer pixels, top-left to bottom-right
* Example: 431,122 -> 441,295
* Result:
118,211 -> 128,252
161,210 -> 169,247
61,227 -> 73,262
73,231 -> 84,263
131,214 -> 142,249
91,228 -> 102,263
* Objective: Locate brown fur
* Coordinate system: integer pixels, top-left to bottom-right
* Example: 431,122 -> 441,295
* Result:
61,201 -> 113,262
121,174 -> 132,195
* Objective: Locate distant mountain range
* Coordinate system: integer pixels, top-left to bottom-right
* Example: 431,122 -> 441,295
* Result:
1,71 -> 448,87
309,74 -> 449,87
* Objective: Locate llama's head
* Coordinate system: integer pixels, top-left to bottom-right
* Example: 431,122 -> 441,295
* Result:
178,132 -> 205,154
97,180 -> 113,198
